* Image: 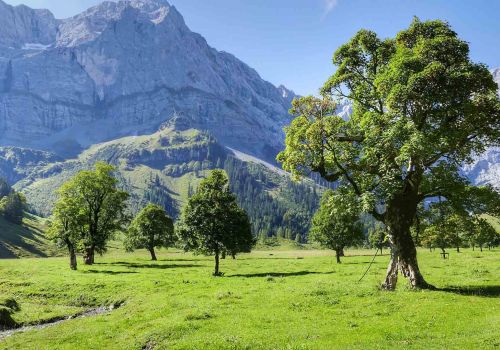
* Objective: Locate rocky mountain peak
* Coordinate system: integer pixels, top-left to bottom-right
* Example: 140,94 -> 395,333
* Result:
0,0 -> 58,48
56,0 -> 184,47
0,0 -> 294,163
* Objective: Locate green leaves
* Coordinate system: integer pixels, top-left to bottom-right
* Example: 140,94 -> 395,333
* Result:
0,192 -> 26,225
279,18 -> 500,221
125,203 -> 175,254
178,170 -> 255,260
50,162 -> 130,257
309,188 -> 364,254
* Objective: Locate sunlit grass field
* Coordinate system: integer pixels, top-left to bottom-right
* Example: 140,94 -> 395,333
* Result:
0,248 -> 499,349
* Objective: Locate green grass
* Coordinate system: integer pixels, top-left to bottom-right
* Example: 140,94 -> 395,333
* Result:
0,248 -> 499,350
0,215 -> 57,259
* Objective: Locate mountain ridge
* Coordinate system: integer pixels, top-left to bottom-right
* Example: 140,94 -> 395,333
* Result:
0,0 -> 295,163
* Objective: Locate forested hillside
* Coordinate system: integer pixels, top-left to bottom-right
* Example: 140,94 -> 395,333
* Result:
4,127 -> 321,240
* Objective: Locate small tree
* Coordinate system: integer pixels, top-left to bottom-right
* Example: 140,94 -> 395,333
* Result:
421,225 -> 449,256
473,218 -> 498,252
368,224 -> 388,255
125,203 -> 175,260
178,170 -> 255,276
309,189 -> 364,263
0,192 -> 26,224
56,162 -> 129,265
48,192 -> 83,270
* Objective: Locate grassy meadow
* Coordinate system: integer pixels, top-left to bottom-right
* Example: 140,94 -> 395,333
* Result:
0,248 -> 499,350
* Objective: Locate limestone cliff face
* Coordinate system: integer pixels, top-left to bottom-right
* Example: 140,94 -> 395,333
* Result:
0,0 -> 295,162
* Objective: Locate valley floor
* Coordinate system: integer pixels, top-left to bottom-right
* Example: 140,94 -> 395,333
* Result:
0,249 -> 499,349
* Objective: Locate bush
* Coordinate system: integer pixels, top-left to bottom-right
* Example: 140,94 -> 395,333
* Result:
0,298 -> 20,312
0,306 -> 17,329
0,192 -> 26,224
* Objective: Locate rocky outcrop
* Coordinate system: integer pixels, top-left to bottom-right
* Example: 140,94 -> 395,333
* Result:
0,0 -> 294,163
0,147 -> 60,184
0,1 -> 57,48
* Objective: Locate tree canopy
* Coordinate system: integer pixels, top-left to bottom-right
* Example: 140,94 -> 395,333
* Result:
52,162 -> 129,266
310,188 -> 364,263
278,18 -> 500,289
0,192 -> 26,225
125,203 -> 175,261
178,170 -> 255,276
48,192 -> 83,270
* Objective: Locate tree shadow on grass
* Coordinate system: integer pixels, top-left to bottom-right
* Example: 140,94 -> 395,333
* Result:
437,285 -> 500,298
228,271 -> 334,278
102,262 -> 201,269
84,270 -> 138,275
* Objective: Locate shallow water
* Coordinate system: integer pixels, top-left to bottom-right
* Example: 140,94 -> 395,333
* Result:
0,305 -> 115,340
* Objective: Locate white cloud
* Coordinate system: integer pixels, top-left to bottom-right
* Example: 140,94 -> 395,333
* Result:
323,0 -> 339,17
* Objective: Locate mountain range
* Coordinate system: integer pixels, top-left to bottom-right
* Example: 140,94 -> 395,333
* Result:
0,0 -> 321,242
0,0 -> 296,161
0,0 -> 498,238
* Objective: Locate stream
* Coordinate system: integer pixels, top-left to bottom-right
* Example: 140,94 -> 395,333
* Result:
0,304 -> 121,340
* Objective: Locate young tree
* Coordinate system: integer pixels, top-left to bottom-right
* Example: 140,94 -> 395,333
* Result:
125,203 -> 175,260
473,218 -> 498,252
57,162 -> 129,265
309,189 -> 364,263
178,170 -> 255,276
0,192 -> 26,224
368,224 -> 388,255
48,192 -> 83,270
278,19 -> 500,289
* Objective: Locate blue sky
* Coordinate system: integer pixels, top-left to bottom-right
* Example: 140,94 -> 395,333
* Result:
4,0 -> 500,95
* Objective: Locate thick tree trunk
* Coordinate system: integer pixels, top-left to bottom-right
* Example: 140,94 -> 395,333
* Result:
456,246 -> 460,253
221,251 -> 226,259
382,193 -> 433,290
214,251 -> 220,276
83,245 -> 95,265
69,245 -> 77,271
335,250 -> 341,264
231,253 -> 236,260
480,246 -> 483,252
149,247 -> 157,261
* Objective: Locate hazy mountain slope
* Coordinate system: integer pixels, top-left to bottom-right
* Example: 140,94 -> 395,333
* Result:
0,0 -> 295,162
0,147 -> 61,184
0,214 -> 57,258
